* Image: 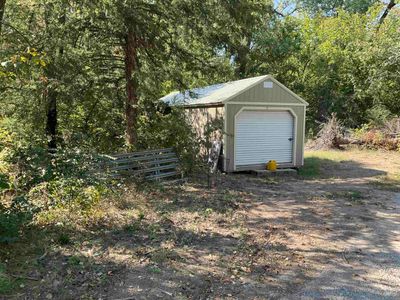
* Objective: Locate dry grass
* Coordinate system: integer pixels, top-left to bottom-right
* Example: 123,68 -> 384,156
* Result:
0,180 -> 251,298
1,148 -> 400,299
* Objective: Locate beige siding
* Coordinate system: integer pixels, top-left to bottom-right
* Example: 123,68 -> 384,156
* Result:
226,79 -> 302,104
224,104 -> 305,172
186,106 -> 224,155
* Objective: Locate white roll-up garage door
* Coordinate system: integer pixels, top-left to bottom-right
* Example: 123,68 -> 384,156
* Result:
234,110 -> 294,167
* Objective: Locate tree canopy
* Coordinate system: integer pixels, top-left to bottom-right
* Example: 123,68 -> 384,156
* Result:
0,0 -> 399,146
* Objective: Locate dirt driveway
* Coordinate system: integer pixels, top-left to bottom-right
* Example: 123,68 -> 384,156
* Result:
99,149 -> 400,300
5,149 -> 400,299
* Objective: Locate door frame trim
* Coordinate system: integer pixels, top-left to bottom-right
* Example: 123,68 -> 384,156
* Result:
233,106 -> 297,171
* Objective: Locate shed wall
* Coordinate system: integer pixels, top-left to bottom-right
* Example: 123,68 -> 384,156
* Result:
185,106 -> 224,155
224,104 -> 305,172
227,79 -> 303,105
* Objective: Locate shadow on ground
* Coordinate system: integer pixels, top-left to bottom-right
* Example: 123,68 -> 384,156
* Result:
2,154 -> 400,299
299,157 -> 387,179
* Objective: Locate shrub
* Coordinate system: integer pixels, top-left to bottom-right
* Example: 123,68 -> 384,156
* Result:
0,174 -> 8,192
0,211 -> 24,243
137,106 -> 201,174
0,263 -> 14,294
0,119 -> 111,241
366,105 -> 392,126
57,233 -> 71,245
0,197 -> 33,243
351,117 -> 400,151
28,178 -> 107,211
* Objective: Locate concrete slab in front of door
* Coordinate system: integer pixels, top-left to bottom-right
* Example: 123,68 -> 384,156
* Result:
251,168 -> 297,177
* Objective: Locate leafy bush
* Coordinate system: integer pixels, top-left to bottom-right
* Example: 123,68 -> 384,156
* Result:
366,105 -> 392,126
137,106 -> 201,173
3,142 -> 109,206
0,195 -> 34,243
0,119 -> 111,242
0,209 -> 30,244
0,263 -> 14,294
0,174 -> 8,192
28,178 -> 107,211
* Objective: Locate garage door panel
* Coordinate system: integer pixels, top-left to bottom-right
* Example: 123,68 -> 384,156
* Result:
235,110 -> 294,167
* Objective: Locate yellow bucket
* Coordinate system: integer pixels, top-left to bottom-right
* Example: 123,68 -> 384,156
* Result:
266,160 -> 277,171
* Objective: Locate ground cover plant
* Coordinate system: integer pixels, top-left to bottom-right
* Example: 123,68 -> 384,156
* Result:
1,148 -> 400,298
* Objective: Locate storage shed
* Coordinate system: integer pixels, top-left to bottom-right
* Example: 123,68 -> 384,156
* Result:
161,75 -> 308,172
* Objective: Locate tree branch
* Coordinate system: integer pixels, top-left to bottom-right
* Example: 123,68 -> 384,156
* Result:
273,9 -> 285,18
378,0 -> 396,27
0,21 -> 32,46
0,0 -> 5,33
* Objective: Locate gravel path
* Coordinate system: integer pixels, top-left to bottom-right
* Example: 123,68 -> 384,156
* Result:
287,192 -> 400,300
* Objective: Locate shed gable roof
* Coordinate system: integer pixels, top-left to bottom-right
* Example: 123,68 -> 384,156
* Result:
160,75 -> 308,107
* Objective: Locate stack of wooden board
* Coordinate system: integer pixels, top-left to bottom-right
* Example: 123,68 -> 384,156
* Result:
104,148 -> 181,180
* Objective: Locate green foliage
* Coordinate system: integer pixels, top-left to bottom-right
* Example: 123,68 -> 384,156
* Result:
270,5 -> 400,130
68,255 -> 82,266
30,179 -> 105,211
148,266 -> 162,274
206,0 -> 275,78
365,105 -> 392,126
0,264 -> 14,295
57,233 -> 71,245
0,206 -> 30,244
137,211 -> 145,221
0,118 -> 110,242
5,140 -> 108,202
0,174 -> 8,192
137,106 -> 200,173
123,222 -> 140,233
1,0 -> 399,158
297,0 -> 378,15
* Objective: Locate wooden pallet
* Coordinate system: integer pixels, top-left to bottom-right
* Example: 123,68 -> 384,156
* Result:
103,148 -> 182,181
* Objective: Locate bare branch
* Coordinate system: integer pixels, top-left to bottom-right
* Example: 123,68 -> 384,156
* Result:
273,9 -> 285,18
378,0 -> 397,27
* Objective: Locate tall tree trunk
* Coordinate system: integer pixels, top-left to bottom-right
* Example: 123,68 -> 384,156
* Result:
0,0 -> 6,33
123,29 -> 139,146
234,37 -> 252,79
46,89 -> 58,149
235,49 -> 248,79
44,7 -> 65,150
378,0 -> 396,26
